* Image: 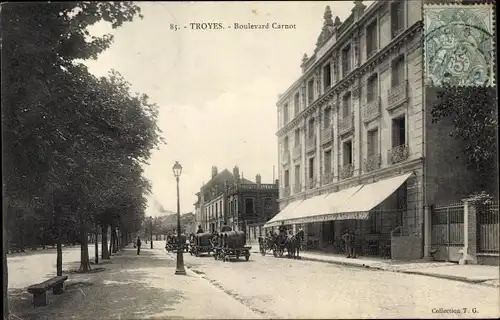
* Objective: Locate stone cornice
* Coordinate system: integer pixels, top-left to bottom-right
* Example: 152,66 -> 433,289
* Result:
276,21 -> 422,137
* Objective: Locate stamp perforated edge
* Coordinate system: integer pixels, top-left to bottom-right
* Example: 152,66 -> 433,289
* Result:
423,2 -> 496,87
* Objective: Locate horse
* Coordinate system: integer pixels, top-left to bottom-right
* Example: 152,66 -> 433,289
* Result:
285,229 -> 305,259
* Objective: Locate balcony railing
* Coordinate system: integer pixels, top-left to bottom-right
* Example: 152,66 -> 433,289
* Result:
293,183 -> 302,194
364,153 -> 381,172
387,80 -> 408,111
321,127 -> 333,144
362,97 -> 381,123
292,145 -> 301,160
281,151 -> 290,165
281,187 -> 290,197
306,136 -> 316,153
306,177 -> 317,189
339,114 -> 354,135
321,172 -> 334,185
339,163 -> 354,180
387,144 -> 409,164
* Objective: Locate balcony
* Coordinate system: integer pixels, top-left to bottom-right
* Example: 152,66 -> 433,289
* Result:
364,154 -> 381,172
292,145 -> 301,160
306,177 -> 317,190
293,183 -> 302,194
306,136 -> 316,153
339,114 -> 354,135
321,171 -> 334,185
387,80 -> 408,112
339,163 -> 354,180
281,187 -> 290,198
362,97 -> 381,123
321,127 -> 333,145
387,144 -> 409,164
281,151 -> 290,165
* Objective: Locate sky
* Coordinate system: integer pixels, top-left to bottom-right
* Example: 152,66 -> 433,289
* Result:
84,1 -> 373,217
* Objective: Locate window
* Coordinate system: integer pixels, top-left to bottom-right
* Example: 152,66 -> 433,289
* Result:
245,198 -> 255,214
391,0 -> 404,38
391,116 -> 406,147
367,74 -> 378,102
284,170 -> 290,187
308,157 -> 315,179
284,136 -> 289,151
283,103 -> 289,124
294,92 -> 300,115
366,20 -> 378,57
324,150 -> 332,173
367,128 -> 379,157
294,129 -> 300,146
391,55 -> 405,87
342,92 -> 351,118
343,140 -> 353,165
264,198 -> 273,210
370,211 -> 382,234
323,106 -> 331,128
307,79 -> 314,105
215,203 -> 218,216
323,63 -> 332,91
295,165 -> 301,185
308,118 -> 315,138
341,44 -> 351,77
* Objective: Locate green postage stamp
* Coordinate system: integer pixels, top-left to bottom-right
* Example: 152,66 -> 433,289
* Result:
424,3 -> 495,87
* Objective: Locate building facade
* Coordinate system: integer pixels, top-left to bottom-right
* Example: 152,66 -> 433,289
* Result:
196,166 -> 279,234
271,0 -> 424,259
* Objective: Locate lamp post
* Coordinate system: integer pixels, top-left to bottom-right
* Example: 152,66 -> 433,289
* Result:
172,161 -> 186,275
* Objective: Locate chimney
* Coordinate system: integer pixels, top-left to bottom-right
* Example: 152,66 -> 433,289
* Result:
256,174 -> 261,185
233,166 -> 240,181
211,166 -> 218,178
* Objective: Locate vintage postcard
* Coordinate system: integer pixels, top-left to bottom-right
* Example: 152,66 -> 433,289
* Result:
2,1 -> 498,319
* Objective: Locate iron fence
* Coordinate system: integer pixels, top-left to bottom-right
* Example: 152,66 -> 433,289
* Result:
477,202 -> 499,254
431,203 -> 464,247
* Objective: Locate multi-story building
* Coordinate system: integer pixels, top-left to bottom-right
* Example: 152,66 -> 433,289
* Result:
196,166 -> 279,235
268,0 -> 425,259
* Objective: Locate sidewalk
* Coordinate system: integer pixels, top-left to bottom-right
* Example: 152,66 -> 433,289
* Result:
9,246 -> 259,320
251,247 -> 500,287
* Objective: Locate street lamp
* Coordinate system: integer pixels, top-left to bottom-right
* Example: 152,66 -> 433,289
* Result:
172,161 -> 186,275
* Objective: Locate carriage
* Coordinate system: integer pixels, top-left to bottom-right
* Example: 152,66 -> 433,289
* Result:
189,232 -> 213,256
259,233 -> 287,257
165,234 -> 188,253
212,228 -> 251,262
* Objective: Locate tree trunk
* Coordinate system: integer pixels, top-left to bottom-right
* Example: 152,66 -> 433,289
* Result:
79,216 -> 91,272
3,196 -> 10,319
109,225 -> 113,255
55,208 -> 62,276
112,229 -> 118,253
101,224 -> 110,260
94,222 -> 99,264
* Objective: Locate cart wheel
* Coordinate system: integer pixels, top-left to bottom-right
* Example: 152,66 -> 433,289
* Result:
245,254 -> 250,261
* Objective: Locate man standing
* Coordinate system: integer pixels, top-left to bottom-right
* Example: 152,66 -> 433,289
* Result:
136,236 -> 142,255
342,228 -> 356,258
196,225 -> 204,234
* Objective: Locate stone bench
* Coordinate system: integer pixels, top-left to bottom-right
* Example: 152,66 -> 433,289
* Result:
27,275 -> 68,307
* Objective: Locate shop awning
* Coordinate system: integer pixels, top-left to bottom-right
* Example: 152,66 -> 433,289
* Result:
273,185 -> 363,225
264,200 -> 303,228
335,172 -> 414,216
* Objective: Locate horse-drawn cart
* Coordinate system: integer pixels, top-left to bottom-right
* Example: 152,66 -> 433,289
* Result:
189,232 -> 213,256
165,234 -> 188,253
213,230 -> 251,262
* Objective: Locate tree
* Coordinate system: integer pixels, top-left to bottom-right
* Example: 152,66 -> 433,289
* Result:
430,86 -> 498,194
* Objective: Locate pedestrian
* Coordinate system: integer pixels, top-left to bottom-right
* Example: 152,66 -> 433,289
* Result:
136,236 -> 142,255
196,225 -> 204,234
342,228 -> 356,258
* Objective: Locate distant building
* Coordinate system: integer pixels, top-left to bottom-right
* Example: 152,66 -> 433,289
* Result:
195,166 -> 279,234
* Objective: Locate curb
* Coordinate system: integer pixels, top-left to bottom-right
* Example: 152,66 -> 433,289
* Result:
253,250 -> 500,288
